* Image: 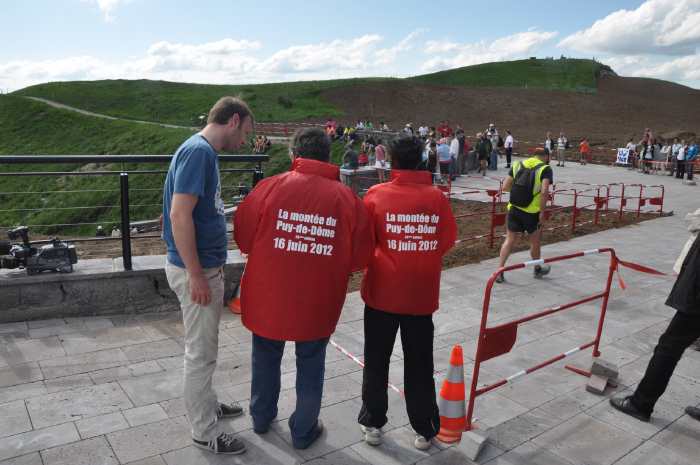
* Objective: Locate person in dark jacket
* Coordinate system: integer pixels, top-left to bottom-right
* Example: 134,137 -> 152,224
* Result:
476,133 -> 492,176
610,234 -> 700,423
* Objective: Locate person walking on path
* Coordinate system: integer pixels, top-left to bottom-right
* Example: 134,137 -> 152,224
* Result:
234,128 -> 373,449
476,132 -> 492,176
495,148 -> 553,283
610,209 -> 700,424
357,135 -> 457,451
163,96 -> 254,455
504,130 -> 514,168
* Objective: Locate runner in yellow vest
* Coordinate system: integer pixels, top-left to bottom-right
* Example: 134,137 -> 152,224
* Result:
496,148 -> 553,283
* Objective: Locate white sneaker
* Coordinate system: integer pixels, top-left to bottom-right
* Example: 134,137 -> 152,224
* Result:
414,435 -> 431,450
361,426 -> 382,446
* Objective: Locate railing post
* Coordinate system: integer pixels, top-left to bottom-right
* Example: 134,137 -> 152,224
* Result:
571,190 -> 578,234
618,184 -> 625,222
594,186 -> 601,225
252,163 -> 264,187
119,173 -> 133,271
637,185 -> 644,219
489,193 -> 497,248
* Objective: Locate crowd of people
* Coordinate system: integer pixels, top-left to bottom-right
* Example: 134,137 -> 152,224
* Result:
622,128 -> 698,182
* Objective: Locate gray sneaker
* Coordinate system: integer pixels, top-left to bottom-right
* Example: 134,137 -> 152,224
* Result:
534,264 -> 551,279
193,432 -> 246,455
217,402 -> 244,419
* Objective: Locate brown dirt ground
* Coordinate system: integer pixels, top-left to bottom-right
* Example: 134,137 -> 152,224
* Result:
320,75 -> 700,152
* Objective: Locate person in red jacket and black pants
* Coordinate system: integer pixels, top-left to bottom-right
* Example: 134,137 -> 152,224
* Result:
357,135 -> 457,450
234,128 -> 373,449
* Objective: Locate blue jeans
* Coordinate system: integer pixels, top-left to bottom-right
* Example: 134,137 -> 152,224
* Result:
250,333 -> 328,448
489,151 -> 498,170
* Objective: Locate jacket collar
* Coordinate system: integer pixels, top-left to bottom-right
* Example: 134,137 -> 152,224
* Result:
390,169 -> 433,185
291,157 -> 340,180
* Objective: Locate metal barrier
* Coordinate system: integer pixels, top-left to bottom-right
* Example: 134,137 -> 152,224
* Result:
465,248 -> 618,430
0,154 -> 268,271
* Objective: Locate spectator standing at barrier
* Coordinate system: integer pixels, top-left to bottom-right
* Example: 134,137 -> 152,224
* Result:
163,97 -> 254,455
426,139 -> 439,178
234,128 -> 373,449
610,210 -> 700,424
461,133 -> 473,174
556,132 -> 568,167
669,138 -> 682,176
676,140 -> 687,179
375,140 -> 387,183
686,141 -> 698,181
357,135 -> 457,450
437,138 -> 452,181
579,138 -> 590,165
342,148 -> 359,170
544,132 -> 554,157
449,134 -> 460,180
476,132 -> 492,176
504,130 -> 514,168
626,138 -> 637,170
495,147 -> 552,283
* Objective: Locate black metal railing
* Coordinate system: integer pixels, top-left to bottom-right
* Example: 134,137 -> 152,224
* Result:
0,154 -> 267,271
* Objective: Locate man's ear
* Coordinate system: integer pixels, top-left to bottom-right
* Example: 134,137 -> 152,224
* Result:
229,113 -> 241,129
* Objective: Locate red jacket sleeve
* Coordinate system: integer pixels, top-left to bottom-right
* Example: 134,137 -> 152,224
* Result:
233,177 -> 276,254
439,195 -> 457,255
350,195 -> 374,272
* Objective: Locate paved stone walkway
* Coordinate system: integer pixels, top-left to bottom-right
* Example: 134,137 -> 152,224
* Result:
0,162 -> 699,464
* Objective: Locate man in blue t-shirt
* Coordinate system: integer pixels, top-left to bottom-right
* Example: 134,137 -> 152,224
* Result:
163,96 -> 253,455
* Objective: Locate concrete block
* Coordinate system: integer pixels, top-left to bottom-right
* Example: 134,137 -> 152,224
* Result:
40,436 -> 118,465
0,400 -> 32,438
591,359 -> 619,380
106,417 -> 190,464
0,423 -> 80,462
75,412 -> 129,439
586,374 -> 609,395
123,404 -> 169,427
454,430 -> 488,461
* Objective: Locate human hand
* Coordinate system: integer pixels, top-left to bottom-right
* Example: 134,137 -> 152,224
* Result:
189,272 -> 212,306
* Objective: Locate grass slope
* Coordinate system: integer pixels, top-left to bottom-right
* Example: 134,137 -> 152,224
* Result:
410,58 -> 603,91
0,94 -> 345,235
14,59 -> 604,126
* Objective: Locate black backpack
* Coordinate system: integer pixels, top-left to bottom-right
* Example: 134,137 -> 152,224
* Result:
510,162 -> 544,208
497,135 -> 504,148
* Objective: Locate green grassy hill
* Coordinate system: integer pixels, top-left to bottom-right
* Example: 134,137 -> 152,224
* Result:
409,58 -> 604,92
14,59 -> 605,126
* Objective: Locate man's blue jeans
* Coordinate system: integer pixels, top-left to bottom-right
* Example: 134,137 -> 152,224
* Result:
250,333 -> 328,448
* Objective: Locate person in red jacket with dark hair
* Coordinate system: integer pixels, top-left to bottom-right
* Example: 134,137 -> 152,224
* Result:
234,128 -> 373,449
357,135 -> 457,451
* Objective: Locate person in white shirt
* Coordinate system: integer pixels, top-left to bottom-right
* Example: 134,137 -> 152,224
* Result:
449,136 -> 460,180
625,139 -> 637,170
504,130 -> 514,168
556,132 -> 568,167
544,132 -> 554,156
676,140 -> 687,179
670,139 -> 683,176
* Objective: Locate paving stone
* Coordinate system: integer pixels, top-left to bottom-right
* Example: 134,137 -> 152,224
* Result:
106,417 -> 191,464
123,404 -> 169,427
121,339 -> 183,363
162,428 -> 303,465
0,337 -> 65,367
614,440 -> 699,465
471,392 -> 529,428
75,411 -> 129,439
159,397 -> 186,419
27,320 -> 65,329
0,452 -> 42,465
586,392 -> 682,439
351,426 -> 434,465
118,368 -> 183,406
0,400 -> 32,439
487,409 -> 562,452
123,457 -> 166,465
415,439 -> 504,464
0,323 -> 27,336
0,363 -> 43,389
651,415 -> 700,464
90,360 -> 163,384
532,413 -> 642,465
482,440 -> 573,465
41,436 -> 118,465
59,326 -> 159,355
305,448 -> 371,465
0,423 -> 80,462
44,373 -> 94,393
39,348 -> 129,379
25,382 -> 133,429
0,382 -> 47,405
28,323 -> 86,339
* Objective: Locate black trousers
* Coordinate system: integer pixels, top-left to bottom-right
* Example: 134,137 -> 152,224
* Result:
358,305 -> 440,439
631,311 -> 700,414
677,160 -> 686,179
505,147 -> 513,167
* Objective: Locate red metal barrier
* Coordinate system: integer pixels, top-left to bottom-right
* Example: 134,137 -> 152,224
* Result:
465,248 -> 618,430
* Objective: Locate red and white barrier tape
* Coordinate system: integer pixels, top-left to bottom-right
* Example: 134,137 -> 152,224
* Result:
328,338 -> 404,395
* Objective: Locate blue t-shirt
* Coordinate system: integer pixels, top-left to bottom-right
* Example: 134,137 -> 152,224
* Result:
163,134 -> 227,269
437,144 -> 451,162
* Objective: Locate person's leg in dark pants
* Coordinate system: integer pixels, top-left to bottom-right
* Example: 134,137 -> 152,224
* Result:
687,162 -> 694,181
358,306 -> 400,430
400,314 -> 440,440
250,334 -> 285,433
677,161 -> 685,179
630,312 -> 700,415
506,148 -> 512,168
289,337 -> 329,449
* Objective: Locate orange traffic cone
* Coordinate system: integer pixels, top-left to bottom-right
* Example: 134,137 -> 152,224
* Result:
227,283 -> 242,315
436,344 -> 467,443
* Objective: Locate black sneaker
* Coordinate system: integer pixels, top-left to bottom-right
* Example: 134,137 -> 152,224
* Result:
293,419 -> 324,450
217,402 -> 244,419
686,406 -> 700,421
193,432 -> 246,455
495,272 -> 505,284
533,264 -> 551,279
609,396 -> 651,422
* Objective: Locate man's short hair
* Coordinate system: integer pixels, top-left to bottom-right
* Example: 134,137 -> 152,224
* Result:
207,96 -> 253,125
388,135 -> 425,170
290,128 -> 331,162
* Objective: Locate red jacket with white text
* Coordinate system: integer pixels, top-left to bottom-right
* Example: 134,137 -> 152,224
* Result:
361,170 -> 456,315
234,158 -> 373,341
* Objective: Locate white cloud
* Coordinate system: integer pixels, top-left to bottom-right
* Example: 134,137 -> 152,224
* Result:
81,0 -> 132,22
559,0 -> 700,56
604,54 -> 700,85
421,31 -> 558,72
374,29 -> 426,65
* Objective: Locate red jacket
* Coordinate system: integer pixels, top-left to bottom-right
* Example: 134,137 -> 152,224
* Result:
234,158 -> 373,341
361,170 -> 456,315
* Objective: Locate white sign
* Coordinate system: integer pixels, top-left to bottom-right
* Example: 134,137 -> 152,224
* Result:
616,148 -> 630,165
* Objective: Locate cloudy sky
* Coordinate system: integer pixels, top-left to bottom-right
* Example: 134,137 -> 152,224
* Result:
2,0 -> 700,92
